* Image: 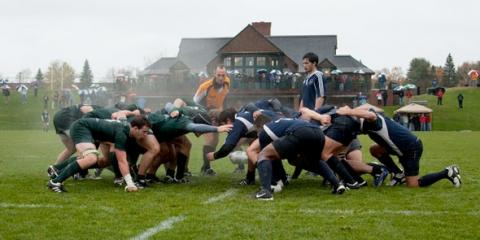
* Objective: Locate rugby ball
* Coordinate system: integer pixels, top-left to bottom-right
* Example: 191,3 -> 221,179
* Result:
228,151 -> 248,164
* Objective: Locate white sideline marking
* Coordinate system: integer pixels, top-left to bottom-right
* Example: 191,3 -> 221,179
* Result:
300,209 -> 480,216
131,215 -> 185,240
0,203 -> 59,209
203,188 -> 238,204
0,203 -> 115,212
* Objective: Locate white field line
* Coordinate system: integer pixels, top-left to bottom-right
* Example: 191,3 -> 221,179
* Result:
0,202 -> 115,213
130,215 -> 186,240
0,203 -> 59,209
203,188 -> 238,204
300,208 -> 480,216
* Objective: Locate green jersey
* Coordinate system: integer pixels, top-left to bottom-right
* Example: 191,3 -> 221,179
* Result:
53,104 -> 100,133
83,107 -> 119,120
70,118 -> 130,150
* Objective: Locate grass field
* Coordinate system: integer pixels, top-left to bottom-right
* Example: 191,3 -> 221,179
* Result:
0,130 -> 479,240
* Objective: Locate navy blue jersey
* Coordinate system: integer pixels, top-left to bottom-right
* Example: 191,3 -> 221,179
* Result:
301,71 -> 325,109
239,100 -> 275,113
213,111 -> 257,159
259,118 -> 319,148
224,111 -> 255,146
361,112 -> 418,156
253,99 -> 272,111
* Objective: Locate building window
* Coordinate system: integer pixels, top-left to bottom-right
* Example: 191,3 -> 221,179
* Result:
257,57 -> 266,66
223,57 -> 231,67
246,57 -> 254,67
271,58 -> 279,68
245,68 -> 254,77
234,57 -> 243,67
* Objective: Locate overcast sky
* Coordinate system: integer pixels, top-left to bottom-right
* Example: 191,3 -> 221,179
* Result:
0,0 -> 478,81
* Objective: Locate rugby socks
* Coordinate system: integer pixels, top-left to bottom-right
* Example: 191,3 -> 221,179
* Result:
246,170 -> 255,182
326,156 -> 356,184
53,161 -> 81,183
54,156 -> 77,171
202,145 -> 215,170
137,174 -> 146,182
378,155 -> 402,174
291,166 -> 302,179
341,159 -> 365,183
272,160 -> 287,184
257,160 -> 272,190
166,168 -> 175,178
419,169 -> 448,187
316,160 -> 340,187
176,153 -> 188,180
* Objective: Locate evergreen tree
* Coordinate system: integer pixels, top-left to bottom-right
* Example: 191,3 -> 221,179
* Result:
35,68 -> 44,85
80,59 -> 93,88
443,53 -> 458,87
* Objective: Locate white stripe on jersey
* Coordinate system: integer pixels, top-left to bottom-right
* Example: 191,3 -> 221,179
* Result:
236,116 -> 254,131
370,115 -> 404,156
263,125 -> 279,141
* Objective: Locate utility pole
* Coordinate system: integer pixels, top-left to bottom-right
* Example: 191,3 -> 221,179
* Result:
50,68 -> 53,91
61,63 -> 64,90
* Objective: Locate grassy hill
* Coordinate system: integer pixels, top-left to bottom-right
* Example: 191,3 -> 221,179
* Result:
1,87 -> 479,131
0,88 -> 51,130
0,88 -> 82,130
382,87 -> 480,131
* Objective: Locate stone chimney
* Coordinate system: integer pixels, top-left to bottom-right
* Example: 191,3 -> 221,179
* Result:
252,22 -> 271,36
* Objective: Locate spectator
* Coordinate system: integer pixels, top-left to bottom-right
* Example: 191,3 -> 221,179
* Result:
425,114 -> 432,131
2,84 -> 10,104
436,90 -> 444,105
406,89 -> 413,104
412,115 -> 420,131
398,90 -> 405,105
382,90 -> 388,106
401,114 -> 409,128
41,109 -> 50,132
457,93 -> 464,109
43,95 -> 49,109
18,84 -> 28,104
358,92 -> 367,105
137,96 -> 146,109
376,91 -> 383,106
33,82 -> 39,97
420,114 -> 427,131
52,91 -> 59,109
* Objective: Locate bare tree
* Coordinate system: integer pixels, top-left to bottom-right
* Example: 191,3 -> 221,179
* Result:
45,61 -> 76,90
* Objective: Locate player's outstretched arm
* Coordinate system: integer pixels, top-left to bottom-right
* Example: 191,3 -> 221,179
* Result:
299,107 -> 331,125
336,106 -> 377,122
217,124 -> 233,133
114,149 -> 138,192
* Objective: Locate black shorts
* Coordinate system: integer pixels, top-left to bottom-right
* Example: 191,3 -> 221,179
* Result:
347,138 -> 362,154
336,138 -> 362,159
399,139 -> 423,176
324,116 -> 359,146
272,126 -> 325,161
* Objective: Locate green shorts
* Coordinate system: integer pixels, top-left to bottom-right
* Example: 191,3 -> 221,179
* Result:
70,121 -> 95,145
